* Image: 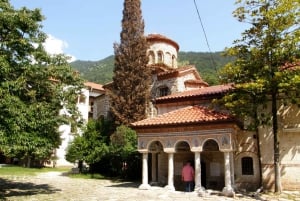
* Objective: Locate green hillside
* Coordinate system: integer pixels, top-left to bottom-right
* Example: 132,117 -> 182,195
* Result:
70,52 -> 233,85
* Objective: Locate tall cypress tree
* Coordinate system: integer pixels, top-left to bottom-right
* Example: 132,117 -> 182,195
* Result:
109,0 -> 150,125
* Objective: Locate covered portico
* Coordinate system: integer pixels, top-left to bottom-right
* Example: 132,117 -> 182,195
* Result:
131,106 -> 239,196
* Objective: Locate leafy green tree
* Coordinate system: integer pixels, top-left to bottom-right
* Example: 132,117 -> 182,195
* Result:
66,119 -> 109,168
220,0 -> 300,192
109,0 -> 151,125
0,1 -> 82,167
110,125 -> 137,158
109,125 -> 140,179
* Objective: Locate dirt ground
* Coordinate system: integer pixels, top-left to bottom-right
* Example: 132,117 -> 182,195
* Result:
0,171 -> 299,201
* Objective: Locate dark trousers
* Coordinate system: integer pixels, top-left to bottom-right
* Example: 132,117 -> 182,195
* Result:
184,181 -> 194,192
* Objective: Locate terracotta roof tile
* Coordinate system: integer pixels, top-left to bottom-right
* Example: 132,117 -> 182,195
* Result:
156,84 -> 232,101
84,82 -> 105,91
131,105 -> 233,127
280,61 -> 300,71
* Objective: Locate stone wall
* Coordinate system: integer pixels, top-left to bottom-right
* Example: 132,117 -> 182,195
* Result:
259,103 -> 300,190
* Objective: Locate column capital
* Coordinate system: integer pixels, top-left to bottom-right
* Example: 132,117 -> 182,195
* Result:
164,148 -> 175,153
220,149 -> 233,152
191,148 -> 202,153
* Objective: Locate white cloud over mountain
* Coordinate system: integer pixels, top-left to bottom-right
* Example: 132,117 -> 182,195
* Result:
44,34 -> 76,62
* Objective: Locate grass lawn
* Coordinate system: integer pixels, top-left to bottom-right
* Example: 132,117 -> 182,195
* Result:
0,165 -> 71,176
0,165 -> 106,180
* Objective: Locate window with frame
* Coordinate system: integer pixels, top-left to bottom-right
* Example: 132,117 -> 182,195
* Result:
78,94 -> 86,104
158,86 -> 170,97
241,157 -> 254,175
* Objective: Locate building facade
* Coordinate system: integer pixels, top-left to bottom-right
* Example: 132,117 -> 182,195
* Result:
55,82 -> 106,167
130,34 -> 300,194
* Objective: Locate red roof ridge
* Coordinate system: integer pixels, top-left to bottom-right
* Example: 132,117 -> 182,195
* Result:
156,84 -> 232,101
84,82 -> 105,91
131,105 -> 234,127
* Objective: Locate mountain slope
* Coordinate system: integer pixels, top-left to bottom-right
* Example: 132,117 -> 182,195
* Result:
70,52 -> 233,85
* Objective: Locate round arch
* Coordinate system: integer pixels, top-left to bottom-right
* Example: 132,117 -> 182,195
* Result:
202,138 -> 220,151
147,140 -> 164,152
175,140 -> 191,152
201,139 -> 224,190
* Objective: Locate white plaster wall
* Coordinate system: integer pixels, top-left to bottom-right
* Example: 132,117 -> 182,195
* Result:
258,102 -> 300,190
56,124 -> 74,167
176,73 -> 197,92
55,88 -> 90,167
77,88 -> 89,123
148,42 -> 177,68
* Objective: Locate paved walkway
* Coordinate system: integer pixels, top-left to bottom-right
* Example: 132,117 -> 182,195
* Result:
1,172 -> 299,201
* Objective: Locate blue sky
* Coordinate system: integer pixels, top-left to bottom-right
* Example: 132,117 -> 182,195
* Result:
11,0 -> 248,61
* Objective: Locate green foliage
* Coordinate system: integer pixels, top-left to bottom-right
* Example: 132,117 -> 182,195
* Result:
109,0 -> 151,125
178,52 -> 234,85
110,125 -> 137,158
220,0 -> 300,192
220,0 -> 300,123
66,119 -> 110,165
0,1 -> 83,167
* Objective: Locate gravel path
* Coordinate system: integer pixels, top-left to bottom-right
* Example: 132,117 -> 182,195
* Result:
0,172 -> 299,201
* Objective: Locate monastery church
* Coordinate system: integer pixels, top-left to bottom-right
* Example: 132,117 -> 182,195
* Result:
128,34 -> 300,195
55,33 -> 299,195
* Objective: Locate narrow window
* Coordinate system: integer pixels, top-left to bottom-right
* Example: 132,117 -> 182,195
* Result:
157,51 -> 163,63
242,157 -> 254,175
159,87 -> 170,97
148,51 -> 155,64
172,55 -> 176,67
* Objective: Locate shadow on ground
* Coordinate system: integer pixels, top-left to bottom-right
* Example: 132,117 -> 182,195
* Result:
0,177 -> 60,200
106,181 -> 140,188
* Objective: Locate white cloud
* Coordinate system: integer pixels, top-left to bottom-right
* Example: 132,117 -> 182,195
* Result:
44,34 -> 76,62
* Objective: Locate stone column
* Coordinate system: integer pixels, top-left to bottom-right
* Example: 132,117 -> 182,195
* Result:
222,151 -> 234,196
194,151 -> 204,192
165,152 -> 175,191
151,153 -> 157,183
230,151 -> 235,188
139,152 -> 151,190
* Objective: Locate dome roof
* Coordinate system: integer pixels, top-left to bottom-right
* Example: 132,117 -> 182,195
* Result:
146,33 -> 179,51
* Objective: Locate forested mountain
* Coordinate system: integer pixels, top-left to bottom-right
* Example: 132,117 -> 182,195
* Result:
70,52 -> 233,85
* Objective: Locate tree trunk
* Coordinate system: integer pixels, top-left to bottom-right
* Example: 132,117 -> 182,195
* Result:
27,156 -> 31,168
272,91 -> 281,193
252,95 -> 263,188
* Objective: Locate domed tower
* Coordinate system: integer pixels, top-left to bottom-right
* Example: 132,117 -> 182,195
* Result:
146,34 -> 179,68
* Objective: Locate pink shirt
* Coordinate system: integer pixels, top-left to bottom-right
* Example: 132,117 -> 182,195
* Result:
181,164 -> 194,182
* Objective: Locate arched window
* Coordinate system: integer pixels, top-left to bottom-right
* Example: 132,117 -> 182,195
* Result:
241,157 -> 254,175
148,51 -> 155,64
172,55 -> 176,67
165,52 -> 171,66
157,51 -> 163,63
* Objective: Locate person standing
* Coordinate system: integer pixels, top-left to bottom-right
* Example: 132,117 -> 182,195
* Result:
181,161 -> 195,192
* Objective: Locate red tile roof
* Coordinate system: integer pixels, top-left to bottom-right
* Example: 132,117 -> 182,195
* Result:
131,105 -> 234,127
84,82 -> 105,91
280,61 -> 300,71
156,84 -> 232,101
146,34 -> 179,51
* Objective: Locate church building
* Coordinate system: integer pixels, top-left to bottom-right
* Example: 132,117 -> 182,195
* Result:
131,34 -> 300,195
